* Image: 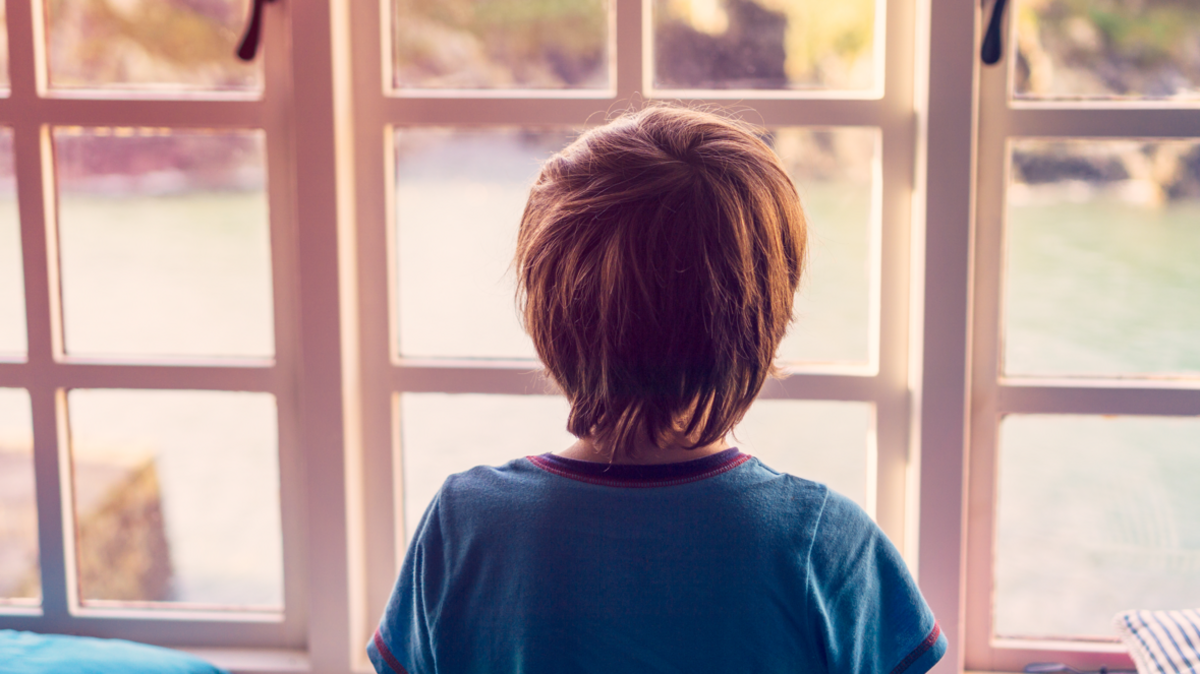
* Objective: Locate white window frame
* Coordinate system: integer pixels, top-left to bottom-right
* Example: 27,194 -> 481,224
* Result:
959,1 -> 1200,671
2,0 -> 1191,672
0,0 -> 360,670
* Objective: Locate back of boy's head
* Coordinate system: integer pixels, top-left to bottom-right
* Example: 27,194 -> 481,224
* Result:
516,105 -> 806,458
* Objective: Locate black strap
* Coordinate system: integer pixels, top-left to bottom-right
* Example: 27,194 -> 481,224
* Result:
236,0 -> 279,62
981,0 -> 1009,65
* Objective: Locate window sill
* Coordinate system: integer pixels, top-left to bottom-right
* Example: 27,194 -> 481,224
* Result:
178,648 -> 310,674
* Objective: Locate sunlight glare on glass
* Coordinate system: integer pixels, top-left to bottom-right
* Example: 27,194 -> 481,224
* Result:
68,389 -> 282,609
393,127 -> 576,360
398,393 -> 573,544
0,129 -> 24,357
772,127 -> 877,367
995,414 -> 1200,639
0,389 -> 38,603
54,128 -> 274,360
1004,138 -> 1200,377
732,400 -> 872,508
392,0 -> 609,90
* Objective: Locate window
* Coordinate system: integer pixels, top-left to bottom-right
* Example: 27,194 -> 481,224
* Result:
1,0 -> 1194,672
346,0 -> 921,659
0,0 -> 348,664
961,0 -> 1200,670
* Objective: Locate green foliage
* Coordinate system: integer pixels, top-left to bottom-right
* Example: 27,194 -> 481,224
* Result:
395,0 -> 607,87
1086,3 -> 1198,67
47,0 -> 250,88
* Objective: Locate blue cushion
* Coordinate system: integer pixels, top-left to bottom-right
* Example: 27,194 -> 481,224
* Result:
0,630 -> 230,674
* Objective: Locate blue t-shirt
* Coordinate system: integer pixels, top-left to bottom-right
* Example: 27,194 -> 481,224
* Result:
369,449 -> 946,674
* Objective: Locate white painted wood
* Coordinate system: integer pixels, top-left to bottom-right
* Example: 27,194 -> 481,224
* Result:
8,0 -> 72,627
261,0 -> 309,652
380,95 -> 890,126
286,0 -> 356,667
614,0 -> 645,100
999,107 -> 1200,138
874,0 -> 919,549
179,647 -> 311,674
998,384 -> 1200,416
0,99 -> 262,127
913,0 -> 978,673
962,0 -> 1200,669
348,0 -> 400,656
964,47 -> 1007,674
0,362 -> 277,391
0,0 -> 309,654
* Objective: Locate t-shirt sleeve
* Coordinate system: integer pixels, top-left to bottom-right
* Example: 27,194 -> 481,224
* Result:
368,490 -> 446,674
805,489 -> 947,674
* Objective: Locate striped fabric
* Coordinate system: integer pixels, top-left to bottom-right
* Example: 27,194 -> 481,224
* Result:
1114,609 -> 1200,674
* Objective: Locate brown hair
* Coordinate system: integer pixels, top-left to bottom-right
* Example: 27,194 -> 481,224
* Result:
515,105 -> 806,458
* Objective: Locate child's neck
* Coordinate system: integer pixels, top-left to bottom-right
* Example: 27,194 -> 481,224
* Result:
556,436 -> 731,465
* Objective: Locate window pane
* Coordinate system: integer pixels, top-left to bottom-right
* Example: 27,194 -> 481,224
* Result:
0,389 -> 37,603
774,128 -> 876,365
653,0 -> 877,91
394,127 -> 574,360
1014,0 -> 1200,100
44,0 -> 258,93
995,414 -> 1200,639
1005,139 -> 1200,377
394,126 -> 873,364
398,393 -> 573,542
733,400 -> 872,508
392,0 -> 609,90
68,389 -> 282,609
55,128 -> 273,360
0,129 -> 23,357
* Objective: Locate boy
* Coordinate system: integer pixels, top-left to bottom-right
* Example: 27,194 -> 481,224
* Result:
369,106 -> 946,673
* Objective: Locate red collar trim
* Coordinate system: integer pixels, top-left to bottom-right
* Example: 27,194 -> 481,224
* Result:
527,449 -> 750,488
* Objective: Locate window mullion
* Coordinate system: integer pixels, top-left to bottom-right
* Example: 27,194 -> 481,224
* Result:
281,0 -> 356,667
914,2 -> 979,674
259,0 -> 311,649
1004,106 -> 1200,138
997,384 -> 1200,417
348,0 -> 404,655
963,51 -> 1009,674
614,0 -> 645,99
4,0 -> 43,102
10,8 -> 73,616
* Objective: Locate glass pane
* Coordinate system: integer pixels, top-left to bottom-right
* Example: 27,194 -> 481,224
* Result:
392,0 -> 609,90
45,0 -> 258,93
1005,139 -> 1200,377
774,128 -> 876,365
1015,0 -> 1200,100
0,389 -> 37,603
394,126 -> 873,364
654,0 -> 877,91
394,128 -> 575,359
399,393 -> 573,542
55,128 -> 273,360
733,400 -> 872,508
0,129 -> 24,357
995,415 -> 1200,639
68,389 -> 282,608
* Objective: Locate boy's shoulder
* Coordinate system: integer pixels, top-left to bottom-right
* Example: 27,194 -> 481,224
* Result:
432,451 -> 844,534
